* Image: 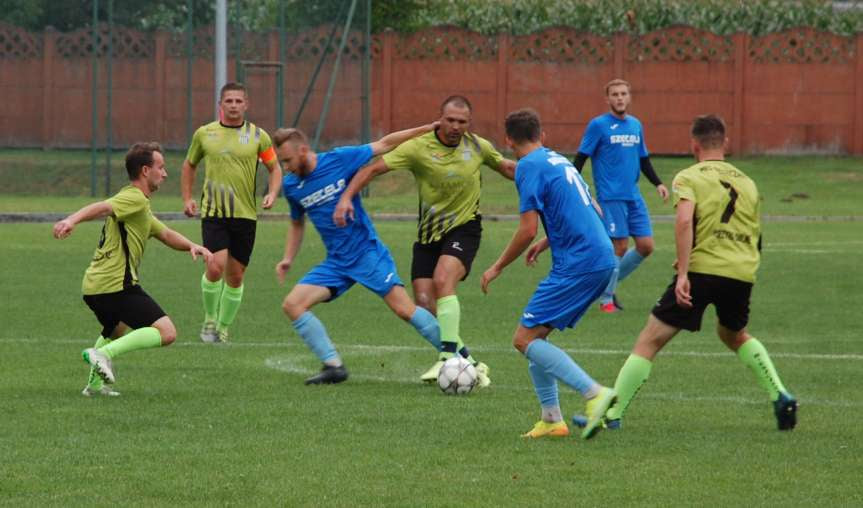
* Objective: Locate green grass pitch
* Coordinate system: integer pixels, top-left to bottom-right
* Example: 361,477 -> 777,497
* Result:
1,217 -> 861,505
1,152 -> 861,504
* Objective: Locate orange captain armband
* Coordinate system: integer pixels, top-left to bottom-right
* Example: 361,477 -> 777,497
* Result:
259,146 -> 277,164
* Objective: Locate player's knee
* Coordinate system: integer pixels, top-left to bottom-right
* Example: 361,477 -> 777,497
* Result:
635,239 -> 654,257
282,296 -> 306,321
157,324 -> 177,346
512,335 -> 532,354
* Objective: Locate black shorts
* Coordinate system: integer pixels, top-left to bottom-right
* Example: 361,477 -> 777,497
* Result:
202,217 -> 257,266
651,272 -> 753,332
411,217 -> 482,281
83,285 -> 167,338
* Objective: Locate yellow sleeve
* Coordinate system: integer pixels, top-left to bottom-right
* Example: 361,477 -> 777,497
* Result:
381,138 -> 416,172
185,127 -> 205,165
149,216 -> 167,237
672,170 -> 697,207
477,135 -> 504,169
107,188 -> 147,220
258,129 -> 276,164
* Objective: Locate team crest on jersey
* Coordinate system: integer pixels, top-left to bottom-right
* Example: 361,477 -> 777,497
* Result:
462,149 -> 472,161
430,152 -> 444,162
238,133 -> 250,145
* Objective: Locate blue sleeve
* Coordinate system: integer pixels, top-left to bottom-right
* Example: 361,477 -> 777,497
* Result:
516,162 -> 542,214
287,197 -> 305,221
637,121 -> 649,158
335,145 -> 374,178
578,118 -> 602,157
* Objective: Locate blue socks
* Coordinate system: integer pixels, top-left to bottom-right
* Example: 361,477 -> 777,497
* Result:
525,339 -> 596,396
601,248 -> 646,303
292,311 -> 340,366
409,307 -> 442,352
618,248 -> 645,281
600,255 -> 621,304
528,359 -> 559,408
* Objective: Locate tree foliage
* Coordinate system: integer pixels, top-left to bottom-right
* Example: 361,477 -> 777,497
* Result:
1,0 -> 861,35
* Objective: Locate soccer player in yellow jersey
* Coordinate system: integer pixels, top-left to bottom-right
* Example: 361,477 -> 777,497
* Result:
334,95 -> 516,387
602,115 -> 797,431
53,142 -> 212,395
181,82 -> 282,343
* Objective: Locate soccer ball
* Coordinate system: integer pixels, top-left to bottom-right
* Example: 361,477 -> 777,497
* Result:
437,357 -> 477,395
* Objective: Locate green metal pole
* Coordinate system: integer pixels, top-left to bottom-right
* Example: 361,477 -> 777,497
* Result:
277,0 -> 285,127
105,0 -> 112,196
90,0 -> 99,197
313,0 -> 358,150
186,0 -> 194,143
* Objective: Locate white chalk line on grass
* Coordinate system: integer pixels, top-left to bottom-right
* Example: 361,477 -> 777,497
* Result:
263,355 -> 861,409
2,337 -> 862,362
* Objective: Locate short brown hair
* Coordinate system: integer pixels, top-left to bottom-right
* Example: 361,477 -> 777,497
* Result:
691,114 -> 726,149
505,108 -> 542,144
605,78 -> 631,95
440,95 -> 472,114
272,127 -> 309,148
220,82 -> 247,100
125,142 -> 162,180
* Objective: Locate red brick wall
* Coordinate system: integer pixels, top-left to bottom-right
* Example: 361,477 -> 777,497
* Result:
1,23 -> 861,155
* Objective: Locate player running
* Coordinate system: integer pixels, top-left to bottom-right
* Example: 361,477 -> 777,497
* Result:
603,114 -> 797,431
274,124 -> 445,385
334,95 -> 516,387
53,142 -> 212,395
574,79 -> 669,312
480,109 -> 618,440
182,82 -> 282,343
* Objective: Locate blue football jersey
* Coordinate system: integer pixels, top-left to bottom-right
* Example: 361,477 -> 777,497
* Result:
516,147 -> 615,275
282,144 -> 377,262
578,113 -> 649,201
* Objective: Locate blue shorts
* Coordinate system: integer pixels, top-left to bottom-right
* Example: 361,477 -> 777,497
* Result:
299,241 -> 403,301
599,196 -> 652,239
521,268 -> 614,330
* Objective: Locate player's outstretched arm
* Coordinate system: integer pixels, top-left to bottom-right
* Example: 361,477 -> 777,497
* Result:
276,218 -> 305,284
674,199 -> 695,308
181,159 -> 198,217
494,159 -> 517,180
481,211 -> 539,294
52,201 -> 113,239
333,159 -> 390,227
261,157 -> 283,210
155,228 -> 213,264
369,121 -> 438,157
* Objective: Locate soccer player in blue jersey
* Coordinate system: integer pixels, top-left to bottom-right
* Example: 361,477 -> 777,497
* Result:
574,79 -> 669,313
480,108 -> 618,439
273,124 -> 444,385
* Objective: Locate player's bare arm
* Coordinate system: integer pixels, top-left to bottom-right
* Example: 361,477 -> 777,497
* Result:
180,159 -> 198,217
52,201 -> 114,239
332,158 -> 391,227
495,159 -> 517,180
369,121 -> 439,157
481,210 -> 539,293
261,157 -> 283,210
674,199 -> 696,307
525,237 -> 549,266
155,228 -> 213,264
276,217 -> 305,284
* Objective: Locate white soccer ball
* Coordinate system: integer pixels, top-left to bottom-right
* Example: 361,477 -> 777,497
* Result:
437,357 -> 477,395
